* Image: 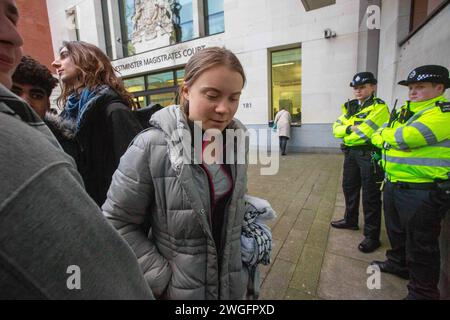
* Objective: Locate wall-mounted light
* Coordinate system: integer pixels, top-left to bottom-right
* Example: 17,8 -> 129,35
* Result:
324,28 -> 337,39
273,62 -> 295,68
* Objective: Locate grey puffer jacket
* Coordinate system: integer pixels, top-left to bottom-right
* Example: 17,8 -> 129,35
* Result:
102,105 -> 250,300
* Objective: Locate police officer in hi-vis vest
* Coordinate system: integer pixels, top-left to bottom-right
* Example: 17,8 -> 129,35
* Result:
332,72 -> 390,253
371,65 -> 450,300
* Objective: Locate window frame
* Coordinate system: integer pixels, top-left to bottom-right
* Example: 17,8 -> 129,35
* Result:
101,0 -> 113,58
123,68 -> 185,108
176,0 -> 195,43
269,46 -> 302,126
204,0 -> 225,36
399,0 -> 449,47
118,0 -> 135,57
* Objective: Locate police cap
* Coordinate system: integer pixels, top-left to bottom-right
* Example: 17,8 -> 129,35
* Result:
398,65 -> 450,89
350,72 -> 377,87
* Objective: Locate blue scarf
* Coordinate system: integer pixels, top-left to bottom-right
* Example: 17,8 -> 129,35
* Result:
61,87 -> 99,132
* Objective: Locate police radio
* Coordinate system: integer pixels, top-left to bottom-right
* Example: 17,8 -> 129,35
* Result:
379,99 -> 399,191
383,99 -> 398,151
398,101 -> 414,123
387,99 -> 398,127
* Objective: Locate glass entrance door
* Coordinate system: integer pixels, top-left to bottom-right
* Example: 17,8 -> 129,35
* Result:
124,68 -> 184,109
148,91 -> 177,107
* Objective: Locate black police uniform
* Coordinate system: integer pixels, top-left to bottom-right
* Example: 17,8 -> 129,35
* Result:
331,72 -> 386,253
341,100 -> 384,240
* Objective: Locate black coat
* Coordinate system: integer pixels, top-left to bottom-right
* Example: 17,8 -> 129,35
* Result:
46,87 -> 143,206
134,103 -> 164,129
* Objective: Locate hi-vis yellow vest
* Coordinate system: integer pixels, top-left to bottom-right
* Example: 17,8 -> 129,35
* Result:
333,96 -> 389,147
371,95 -> 450,183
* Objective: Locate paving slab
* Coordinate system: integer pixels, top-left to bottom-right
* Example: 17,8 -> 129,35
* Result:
289,245 -> 325,296
259,258 -> 296,300
248,153 -> 410,300
317,253 -> 408,300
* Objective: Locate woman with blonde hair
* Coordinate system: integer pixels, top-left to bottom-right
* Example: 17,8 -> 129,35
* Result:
48,41 -> 142,206
102,47 -> 274,300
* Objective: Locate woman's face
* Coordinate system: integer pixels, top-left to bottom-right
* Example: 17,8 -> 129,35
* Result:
51,47 -> 79,86
353,83 -> 376,101
408,82 -> 443,102
182,65 -> 243,132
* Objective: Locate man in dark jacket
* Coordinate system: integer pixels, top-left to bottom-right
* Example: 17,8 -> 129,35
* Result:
0,0 -> 153,299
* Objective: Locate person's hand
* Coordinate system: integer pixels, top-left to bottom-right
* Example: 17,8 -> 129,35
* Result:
350,125 -> 358,132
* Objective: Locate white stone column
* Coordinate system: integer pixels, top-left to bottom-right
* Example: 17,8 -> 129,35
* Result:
192,0 -> 202,38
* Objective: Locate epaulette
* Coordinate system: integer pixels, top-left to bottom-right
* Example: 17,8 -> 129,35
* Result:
436,101 -> 450,113
374,98 -> 385,104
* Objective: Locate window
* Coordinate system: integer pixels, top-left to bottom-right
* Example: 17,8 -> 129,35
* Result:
271,48 -> 302,125
101,0 -> 113,58
176,69 -> 185,87
170,0 -> 194,42
204,0 -> 224,35
118,0 -> 136,57
123,77 -> 145,93
410,0 -> 447,32
149,92 -> 178,107
123,69 -> 185,108
134,96 -> 147,108
147,71 -> 175,90
178,0 -> 194,42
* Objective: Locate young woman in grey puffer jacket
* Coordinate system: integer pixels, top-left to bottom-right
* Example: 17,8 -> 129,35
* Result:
102,47 -> 274,300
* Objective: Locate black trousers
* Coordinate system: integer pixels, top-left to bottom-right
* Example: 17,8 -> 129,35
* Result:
279,136 -> 289,155
383,181 -> 449,299
342,148 -> 382,240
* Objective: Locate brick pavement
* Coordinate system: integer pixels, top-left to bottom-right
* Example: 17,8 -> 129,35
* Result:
247,153 -> 408,300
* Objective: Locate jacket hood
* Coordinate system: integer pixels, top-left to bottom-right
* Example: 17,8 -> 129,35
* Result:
44,112 -> 77,139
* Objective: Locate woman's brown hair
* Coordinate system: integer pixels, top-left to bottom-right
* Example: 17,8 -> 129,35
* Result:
179,47 -> 246,114
56,41 -> 135,109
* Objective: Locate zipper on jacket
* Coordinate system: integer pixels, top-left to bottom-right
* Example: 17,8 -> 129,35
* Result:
199,164 -> 214,232
217,164 -> 234,264
198,165 -> 222,297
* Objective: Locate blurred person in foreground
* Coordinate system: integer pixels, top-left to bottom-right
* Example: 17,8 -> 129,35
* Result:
0,0 -> 153,299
